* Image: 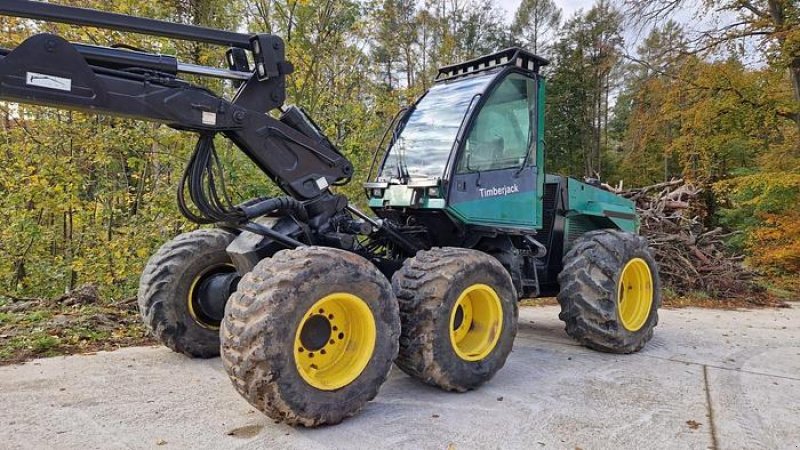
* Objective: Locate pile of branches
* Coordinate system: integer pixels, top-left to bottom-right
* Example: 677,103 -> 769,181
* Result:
603,179 -> 763,300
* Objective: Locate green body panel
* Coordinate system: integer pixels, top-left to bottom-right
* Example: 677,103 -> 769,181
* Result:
561,178 -> 637,253
565,178 -> 637,232
445,189 -> 539,228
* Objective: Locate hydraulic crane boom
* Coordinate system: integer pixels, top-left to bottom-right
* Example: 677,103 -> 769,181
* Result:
0,1 -> 353,201
0,0 -> 373,252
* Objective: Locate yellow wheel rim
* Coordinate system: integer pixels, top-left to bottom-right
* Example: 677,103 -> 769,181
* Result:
294,293 -> 376,391
617,258 -> 654,332
449,284 -> 503,362
187,263 -> 236,330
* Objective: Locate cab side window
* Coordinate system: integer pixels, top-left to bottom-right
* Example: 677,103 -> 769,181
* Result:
457,73 -> 536,173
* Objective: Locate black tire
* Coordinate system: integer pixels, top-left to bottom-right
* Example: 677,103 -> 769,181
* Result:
557,229 -> 662,354
220,247 -> 400,427
392,247 -> 518,392
138,228 -> 237,358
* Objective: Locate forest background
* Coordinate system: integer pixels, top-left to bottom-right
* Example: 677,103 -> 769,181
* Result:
0,0 -> 797,305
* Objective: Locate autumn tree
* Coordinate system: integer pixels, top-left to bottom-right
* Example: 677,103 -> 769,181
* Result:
611,21 -> 688,185
620,1 -> 800,277
511,0 -> 562,55
625,0 -> 800,136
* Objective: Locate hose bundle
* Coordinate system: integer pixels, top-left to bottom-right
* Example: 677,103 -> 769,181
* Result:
178,133 -> 242,224
177,133 -> 307,225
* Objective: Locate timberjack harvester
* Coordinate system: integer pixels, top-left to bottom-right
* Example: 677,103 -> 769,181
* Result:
0,1 -> 662,426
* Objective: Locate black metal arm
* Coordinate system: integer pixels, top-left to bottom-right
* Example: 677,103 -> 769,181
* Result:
0,0 -> 252,49
0,1 -> 411,257
0,32 -> 352,200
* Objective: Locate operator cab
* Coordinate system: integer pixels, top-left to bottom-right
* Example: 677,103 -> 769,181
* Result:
368,48 -> 549,242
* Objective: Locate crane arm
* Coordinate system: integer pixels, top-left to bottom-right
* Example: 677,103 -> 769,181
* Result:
0,1 -> 353,203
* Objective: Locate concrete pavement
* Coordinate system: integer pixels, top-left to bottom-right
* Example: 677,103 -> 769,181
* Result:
1,304 -> 798,449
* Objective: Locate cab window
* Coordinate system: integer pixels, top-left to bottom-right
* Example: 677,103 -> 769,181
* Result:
457,73 -> 536,173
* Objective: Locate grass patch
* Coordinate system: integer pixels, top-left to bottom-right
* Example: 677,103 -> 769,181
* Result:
22,310 -> 52,324
31,335 -> 60,355
0,295 -> 153,365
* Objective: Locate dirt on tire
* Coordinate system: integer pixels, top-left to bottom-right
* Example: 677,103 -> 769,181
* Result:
138,228 -> 236,358
392,247 -> 518,392
220,246 -> 400,427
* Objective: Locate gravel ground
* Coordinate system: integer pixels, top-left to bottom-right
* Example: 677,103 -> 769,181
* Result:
1,304 -> 798,450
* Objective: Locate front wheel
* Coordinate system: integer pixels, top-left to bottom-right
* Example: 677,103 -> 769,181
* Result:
138,228 -> 239,358
220,247 -> 400,427
557,229 -> 662,353
392,248 -> 518,392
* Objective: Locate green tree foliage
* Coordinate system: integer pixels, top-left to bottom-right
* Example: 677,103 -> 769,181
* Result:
511,0 -> 562,55
618,1 -> 800,275
545,1 -> 623,178
0,0 -> 797,301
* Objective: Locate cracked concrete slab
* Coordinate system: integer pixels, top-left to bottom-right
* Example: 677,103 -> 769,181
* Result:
705,365 -> 800,449
0,304 -> 797,449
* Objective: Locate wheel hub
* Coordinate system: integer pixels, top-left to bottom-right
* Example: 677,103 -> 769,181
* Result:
449,284 -> 503,362
294,293 -> 376,391
299,315 -> 332,351
617,258 -> 654,332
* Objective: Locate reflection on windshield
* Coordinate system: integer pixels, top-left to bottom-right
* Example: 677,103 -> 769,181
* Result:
380,73 -> 494,180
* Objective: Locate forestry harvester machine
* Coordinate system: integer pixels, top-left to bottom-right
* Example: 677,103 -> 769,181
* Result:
0,1 -> 661,426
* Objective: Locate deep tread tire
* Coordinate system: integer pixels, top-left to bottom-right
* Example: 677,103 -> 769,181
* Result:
220,247 -> 400,427
557,229 -> 661,353
392,247 -> 518,392
138,228 -> 236,358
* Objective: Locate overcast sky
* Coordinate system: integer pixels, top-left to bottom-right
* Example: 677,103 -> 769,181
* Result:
493,0 -> 723,61
495,0 -> 597,22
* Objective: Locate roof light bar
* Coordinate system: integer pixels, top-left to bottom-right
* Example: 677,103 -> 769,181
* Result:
436,47 -> 550,82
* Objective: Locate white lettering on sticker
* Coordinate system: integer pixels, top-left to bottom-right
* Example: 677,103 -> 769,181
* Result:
478,184 -> 521,198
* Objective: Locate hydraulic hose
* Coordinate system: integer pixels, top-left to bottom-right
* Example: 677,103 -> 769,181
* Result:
238,196 -> 308,222
177,133 -> 308,225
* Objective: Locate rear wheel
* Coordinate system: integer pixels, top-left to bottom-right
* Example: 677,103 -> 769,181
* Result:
138,228 -> 238,358
220,247 -> 400,427
557,229 -> 661,353
392,248 -> 518,392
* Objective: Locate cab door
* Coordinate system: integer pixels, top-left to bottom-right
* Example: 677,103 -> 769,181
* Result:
447,72 -> 540,229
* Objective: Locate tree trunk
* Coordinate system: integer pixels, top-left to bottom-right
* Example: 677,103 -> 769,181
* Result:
791,65 -> 800,134
766,0 -> 800,133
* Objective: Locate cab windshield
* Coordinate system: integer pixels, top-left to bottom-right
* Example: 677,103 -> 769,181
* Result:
380,73 -> 494,180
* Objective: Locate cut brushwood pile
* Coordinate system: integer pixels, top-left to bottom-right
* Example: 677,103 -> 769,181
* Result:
602,179 -> 768,303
